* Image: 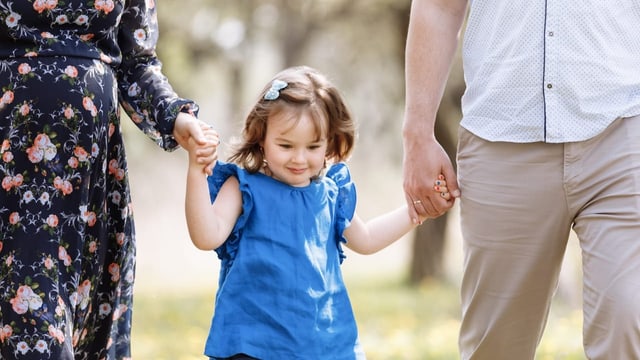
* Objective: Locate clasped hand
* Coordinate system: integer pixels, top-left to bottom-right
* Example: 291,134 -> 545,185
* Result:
173,112 -> 220,175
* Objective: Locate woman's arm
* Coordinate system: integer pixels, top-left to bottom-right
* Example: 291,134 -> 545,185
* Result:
116,0 -> 201,151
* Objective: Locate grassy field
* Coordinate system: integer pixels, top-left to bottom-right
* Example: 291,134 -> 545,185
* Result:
131,273 -> 586,360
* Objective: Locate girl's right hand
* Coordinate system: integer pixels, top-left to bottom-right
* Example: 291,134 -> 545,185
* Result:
187,123 -> 220,174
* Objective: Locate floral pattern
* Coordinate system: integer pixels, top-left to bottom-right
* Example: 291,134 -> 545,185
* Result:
0,0 -> 196,359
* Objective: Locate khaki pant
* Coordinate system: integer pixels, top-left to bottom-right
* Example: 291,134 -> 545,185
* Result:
457,115 -> 640,360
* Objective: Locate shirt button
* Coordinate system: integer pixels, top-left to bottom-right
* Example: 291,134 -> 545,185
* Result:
547,83 -> 553,89
548,31 -> 554,36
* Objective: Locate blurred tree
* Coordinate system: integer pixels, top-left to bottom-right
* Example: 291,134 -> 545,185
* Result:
156,0 -> 410,152
409,67 -> 463,283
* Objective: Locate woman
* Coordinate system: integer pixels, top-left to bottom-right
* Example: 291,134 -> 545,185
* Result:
0,1 -> 215,358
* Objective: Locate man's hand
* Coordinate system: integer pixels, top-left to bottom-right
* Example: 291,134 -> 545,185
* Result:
403,136 -> 460,223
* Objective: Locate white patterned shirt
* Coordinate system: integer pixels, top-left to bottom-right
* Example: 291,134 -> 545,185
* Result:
460,0 -> 640,143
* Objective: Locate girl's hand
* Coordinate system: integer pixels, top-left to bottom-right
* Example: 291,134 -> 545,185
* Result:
434,174 -> 451,201
174,112 -> 219,175
412,175 -> 452,224
403,137 -> 459,223
183,122 -> 220,175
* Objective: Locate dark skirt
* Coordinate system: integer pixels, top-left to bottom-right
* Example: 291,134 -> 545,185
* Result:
0,56 -> 135,359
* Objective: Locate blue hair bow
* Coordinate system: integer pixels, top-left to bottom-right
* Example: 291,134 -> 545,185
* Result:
263,79 -> 288,100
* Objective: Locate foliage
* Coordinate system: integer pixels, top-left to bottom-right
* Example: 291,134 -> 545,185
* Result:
153,0 -> 413,166
131,273 -> 586,360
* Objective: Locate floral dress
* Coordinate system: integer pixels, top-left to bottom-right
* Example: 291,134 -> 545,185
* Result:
0,1 -> 196,359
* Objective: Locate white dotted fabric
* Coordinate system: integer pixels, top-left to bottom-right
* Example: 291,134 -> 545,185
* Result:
460,0 -> 640,143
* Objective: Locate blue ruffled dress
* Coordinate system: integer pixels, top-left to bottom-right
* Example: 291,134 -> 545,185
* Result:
204,161 -> 366,360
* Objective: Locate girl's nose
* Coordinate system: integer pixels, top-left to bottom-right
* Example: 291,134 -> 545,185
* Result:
292,149 -> 306,162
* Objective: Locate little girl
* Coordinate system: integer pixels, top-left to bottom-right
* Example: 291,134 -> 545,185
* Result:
183,66 -> 449,360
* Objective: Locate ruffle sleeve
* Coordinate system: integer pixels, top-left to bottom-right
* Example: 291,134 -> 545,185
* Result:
326,162 -> 357,264
206,162 -> 254,267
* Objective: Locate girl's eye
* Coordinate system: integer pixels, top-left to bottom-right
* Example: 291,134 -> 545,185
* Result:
278,144 -> 292,149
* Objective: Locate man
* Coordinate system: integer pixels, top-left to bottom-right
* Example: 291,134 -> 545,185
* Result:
402,0 -> 640,359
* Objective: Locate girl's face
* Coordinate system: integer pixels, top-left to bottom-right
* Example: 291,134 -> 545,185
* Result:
261,110 -> 328,187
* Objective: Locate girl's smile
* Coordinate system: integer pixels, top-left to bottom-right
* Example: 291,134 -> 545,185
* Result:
287,167 -> 307,175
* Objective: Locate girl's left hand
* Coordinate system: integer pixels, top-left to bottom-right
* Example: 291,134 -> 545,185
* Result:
433,176 -> 451,201
412,175 -> 452,223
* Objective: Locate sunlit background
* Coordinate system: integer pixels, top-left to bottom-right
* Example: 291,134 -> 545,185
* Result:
123,1 -> 586,359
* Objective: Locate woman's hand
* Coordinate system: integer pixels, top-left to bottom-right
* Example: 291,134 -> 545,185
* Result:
174,112 -> 219,175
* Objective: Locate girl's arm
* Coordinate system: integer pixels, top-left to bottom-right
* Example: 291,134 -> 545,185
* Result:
344,177 -> 450,255
185,169 -> 242,251
343,205 -> 423,255
184,134 -> 242,251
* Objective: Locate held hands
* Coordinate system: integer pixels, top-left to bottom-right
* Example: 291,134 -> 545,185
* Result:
186,123 -> 220,175
403,137 -> 460,224
411,175 -> 452,225
173,112 -> 219,175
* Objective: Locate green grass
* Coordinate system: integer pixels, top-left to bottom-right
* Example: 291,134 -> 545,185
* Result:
131,274 -> 585,359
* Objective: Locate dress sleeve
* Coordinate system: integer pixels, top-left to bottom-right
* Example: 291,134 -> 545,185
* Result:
206,162 -> 254,264
326,162 -> 357,264
115,0 -> 198,151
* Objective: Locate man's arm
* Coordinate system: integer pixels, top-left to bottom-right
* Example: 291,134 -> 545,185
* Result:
402,0 -> 467,221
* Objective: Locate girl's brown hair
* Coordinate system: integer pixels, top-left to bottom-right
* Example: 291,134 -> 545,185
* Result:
228,66 -> 356,173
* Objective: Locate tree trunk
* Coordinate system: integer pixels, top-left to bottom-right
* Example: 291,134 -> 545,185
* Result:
410,211 -> 448,282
